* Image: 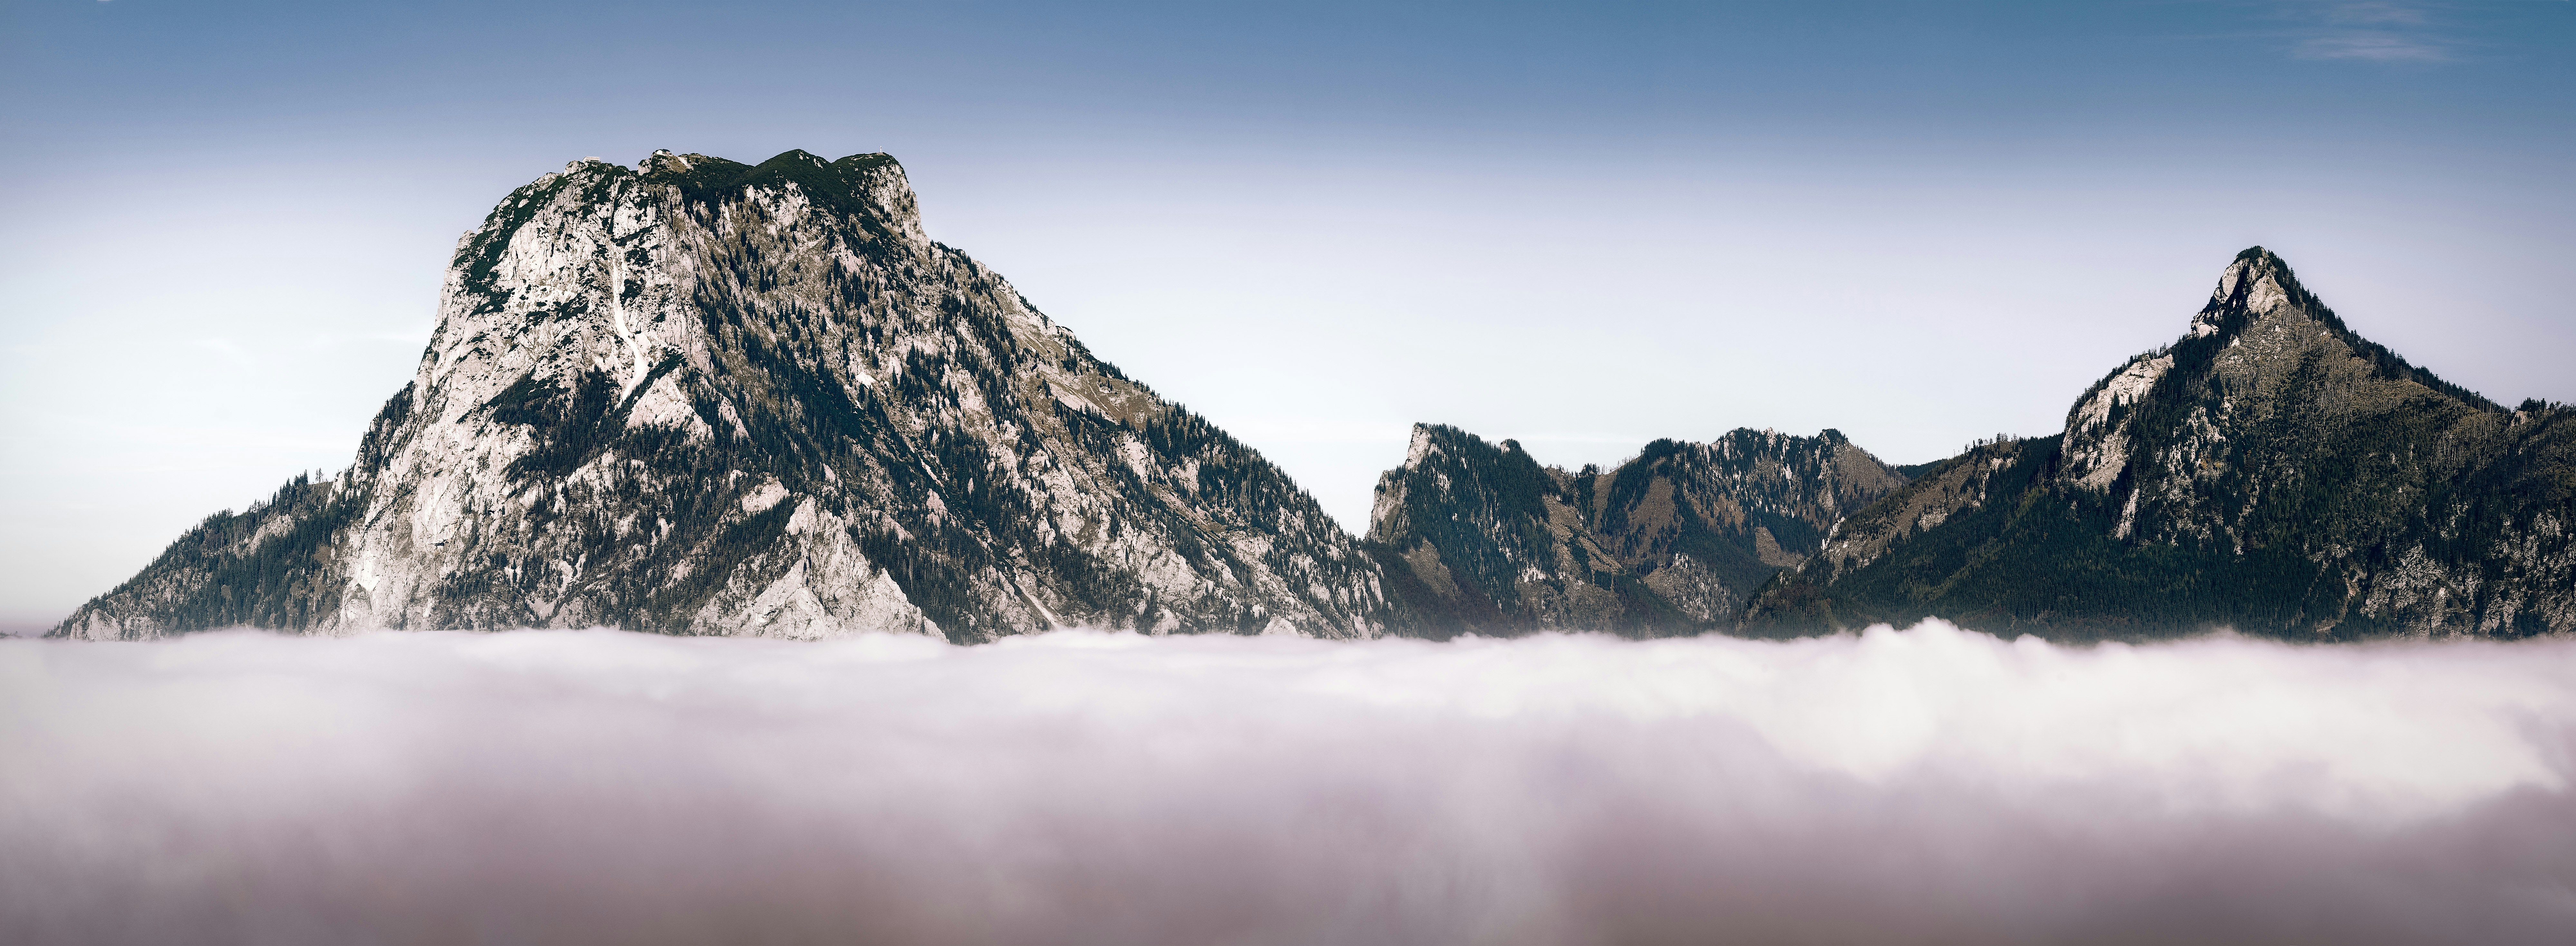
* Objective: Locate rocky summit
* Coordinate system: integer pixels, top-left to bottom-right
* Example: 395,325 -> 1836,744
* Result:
58,150 -> 1386,641
1745,248 -> 2576,639
1365,424 -> 1906,637
51,158 -> 2573,646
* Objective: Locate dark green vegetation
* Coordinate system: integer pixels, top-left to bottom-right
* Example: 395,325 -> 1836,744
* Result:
65,474 -> 362,633
1367,424 -> 1906,638
1744,249 -> 2576,640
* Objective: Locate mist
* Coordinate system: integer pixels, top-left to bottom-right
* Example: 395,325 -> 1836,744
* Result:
5,621 -> 2572,944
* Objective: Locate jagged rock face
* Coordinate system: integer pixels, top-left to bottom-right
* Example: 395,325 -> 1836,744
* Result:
1593,429 -> 1908,603
1809,438 -> 2033,577
59,150 -> 1386,642
1363,426 -> 1644,634
1364,424 -> 1904,636
1749,248 -> 2576,639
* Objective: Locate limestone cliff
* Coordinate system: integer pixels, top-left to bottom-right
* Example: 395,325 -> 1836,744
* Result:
58,150 -> 1386,641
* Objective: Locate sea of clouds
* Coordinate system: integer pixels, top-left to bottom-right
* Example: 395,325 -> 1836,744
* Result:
4,621 -> 2573,944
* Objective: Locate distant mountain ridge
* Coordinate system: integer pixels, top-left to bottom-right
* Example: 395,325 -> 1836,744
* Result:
50,154 -> 2574,642
1745,248 -> 2576,638
1363,424 -> 1906,637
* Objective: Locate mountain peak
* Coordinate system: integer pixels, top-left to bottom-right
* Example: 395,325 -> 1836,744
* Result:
639,148 -> 695,173
1404,423 -> 1441,466
1366,422 -> 1908,636
1753,241 -> 2562,638
620,149 -> 923,241
2195,246 -> 2314,336
58,149 -> 1380,641
2182,246 -> 2499,411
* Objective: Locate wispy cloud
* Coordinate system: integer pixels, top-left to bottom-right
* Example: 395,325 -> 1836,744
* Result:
2284,1 -> 2466,61
2295,32 -> 2453,60
2326,1 -> 2433,26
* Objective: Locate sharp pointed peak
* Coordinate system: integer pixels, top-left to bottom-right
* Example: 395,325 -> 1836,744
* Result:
2180,246 -> 2504,412
2193,246 -> 2322,337
2216,246 -> 2309,300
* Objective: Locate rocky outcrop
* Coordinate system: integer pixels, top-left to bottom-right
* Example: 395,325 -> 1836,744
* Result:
1747,248 -> 2576,639
1809,437 -> 2032,577
55,182 -> 2569,646
58,150 -> 1387,642
1366,424 -> 1906,637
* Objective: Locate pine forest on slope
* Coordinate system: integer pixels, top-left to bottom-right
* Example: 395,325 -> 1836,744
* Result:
1745,249 -> 2575,639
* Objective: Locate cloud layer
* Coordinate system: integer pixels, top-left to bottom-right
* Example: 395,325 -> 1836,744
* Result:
5,622 -> 2574,944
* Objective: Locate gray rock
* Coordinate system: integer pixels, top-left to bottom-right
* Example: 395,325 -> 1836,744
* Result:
58,150 -> 1386,641
1364,423 -> 1906,636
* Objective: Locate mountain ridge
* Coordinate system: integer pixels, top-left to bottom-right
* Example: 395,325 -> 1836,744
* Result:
1365,422 -> 1906,637
1743,247 -> 2575,639
49,155 -> 2574,642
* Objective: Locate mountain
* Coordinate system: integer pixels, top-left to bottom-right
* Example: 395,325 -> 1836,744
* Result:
51,170 -> 2568,646
1365,423 -> 1906,637
56,150 -> 1387,642
1745,248 -> 2576,639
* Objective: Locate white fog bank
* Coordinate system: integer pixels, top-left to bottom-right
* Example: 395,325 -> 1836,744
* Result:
4,622 -> 2573,945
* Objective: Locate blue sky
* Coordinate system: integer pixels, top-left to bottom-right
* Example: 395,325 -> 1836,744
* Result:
3,0 -> 2571,627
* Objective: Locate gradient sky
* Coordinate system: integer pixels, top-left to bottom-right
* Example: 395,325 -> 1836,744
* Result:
3,0 -> 2571,629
